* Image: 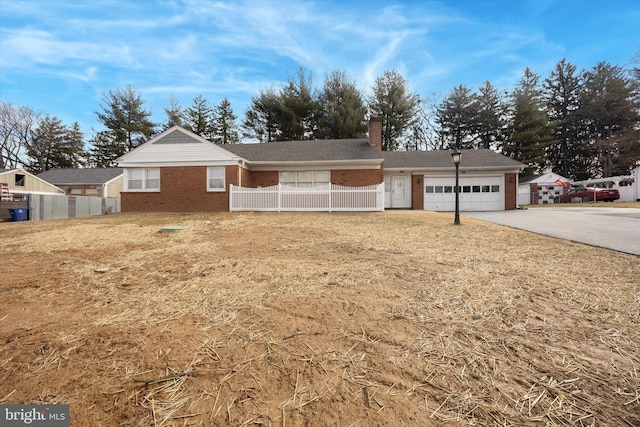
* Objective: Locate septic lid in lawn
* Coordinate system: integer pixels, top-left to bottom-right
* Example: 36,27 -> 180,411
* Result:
160,225 -> 188,233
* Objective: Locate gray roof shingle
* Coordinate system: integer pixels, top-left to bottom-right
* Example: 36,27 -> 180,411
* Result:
382,149 -> 524,169
38,168 -> 123,184
223,139 -> 382,162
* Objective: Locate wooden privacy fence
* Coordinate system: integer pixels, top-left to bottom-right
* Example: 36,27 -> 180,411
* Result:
230,183 -> 384,212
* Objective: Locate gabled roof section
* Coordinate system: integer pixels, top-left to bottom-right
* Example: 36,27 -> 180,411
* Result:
223,139 -> 383,163
382,149 -> 524,170
117,126 -> 240,167
38,168 -> 123,185
151,129 -> 203,144
0,168 -> 65,193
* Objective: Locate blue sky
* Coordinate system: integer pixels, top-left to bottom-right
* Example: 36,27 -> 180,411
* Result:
1,0 -> 638,139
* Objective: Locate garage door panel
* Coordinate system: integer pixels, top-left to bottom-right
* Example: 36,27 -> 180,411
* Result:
424,176 -> 504,211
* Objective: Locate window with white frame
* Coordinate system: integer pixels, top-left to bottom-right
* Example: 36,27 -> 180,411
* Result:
207,167 -> 226,191
279,171 -> 330,188
126,168 -> 160,191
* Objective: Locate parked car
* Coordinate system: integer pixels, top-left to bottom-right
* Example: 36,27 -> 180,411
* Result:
556,187 -> 620,203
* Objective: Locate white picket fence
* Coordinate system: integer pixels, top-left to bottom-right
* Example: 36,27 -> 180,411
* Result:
230,183 -> 384,212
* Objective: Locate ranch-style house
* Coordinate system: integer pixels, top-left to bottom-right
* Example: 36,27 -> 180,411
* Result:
116,118 -> 524,212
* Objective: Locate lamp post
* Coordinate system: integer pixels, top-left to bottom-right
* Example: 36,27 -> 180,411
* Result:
451,148 -> 461,225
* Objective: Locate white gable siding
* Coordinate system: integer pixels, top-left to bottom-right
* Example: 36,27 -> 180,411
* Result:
118,143 -> 239,167
117,127 -> 242,167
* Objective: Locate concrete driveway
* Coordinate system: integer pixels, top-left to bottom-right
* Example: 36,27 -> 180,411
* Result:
462,207 -> 640,256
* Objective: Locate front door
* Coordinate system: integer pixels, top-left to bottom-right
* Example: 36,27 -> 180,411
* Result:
386,175 -> 411,208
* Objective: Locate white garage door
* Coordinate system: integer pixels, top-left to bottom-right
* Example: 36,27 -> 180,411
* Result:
424,176 -> 504,211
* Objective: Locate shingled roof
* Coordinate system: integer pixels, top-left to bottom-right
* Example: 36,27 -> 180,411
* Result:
223,139 -> 383,163
382,149 -> 524,169
38,168 -> 123,185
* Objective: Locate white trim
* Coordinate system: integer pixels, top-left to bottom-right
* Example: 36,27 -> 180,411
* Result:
118,160 -> 242,168
123,168 -> 160,192
10,189 -> 65,196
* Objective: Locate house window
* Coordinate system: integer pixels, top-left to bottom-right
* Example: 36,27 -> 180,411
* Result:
15,174 -> 25,187
126,168 -> 160,191
207,167 -> 226,192
146,169 -> 160,189
280,171 -> 330,188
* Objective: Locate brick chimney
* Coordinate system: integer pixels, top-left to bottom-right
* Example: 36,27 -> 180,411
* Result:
368,116 -> 382,151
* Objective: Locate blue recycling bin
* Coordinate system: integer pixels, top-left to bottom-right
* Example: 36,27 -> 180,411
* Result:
8,208 -> 28,222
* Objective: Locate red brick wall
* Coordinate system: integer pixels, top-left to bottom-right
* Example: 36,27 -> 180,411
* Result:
412,175 -> 423,210
122,166 -> 384,212
121,166 -> 239,212
244,171 -> 279,187
242,169 -> 382,187
505,173 -> 518,210
331,169 -> 383,186
368,117 -> 383,150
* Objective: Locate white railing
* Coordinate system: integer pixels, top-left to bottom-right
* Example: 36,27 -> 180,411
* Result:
230,183 -> 384,212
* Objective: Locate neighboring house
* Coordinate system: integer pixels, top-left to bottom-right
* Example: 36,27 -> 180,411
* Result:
519,171 -> 570,205
38,168 -> 123,198
0,168 -> 65,221
0,168 -> 65,200
117,118 -> 524,213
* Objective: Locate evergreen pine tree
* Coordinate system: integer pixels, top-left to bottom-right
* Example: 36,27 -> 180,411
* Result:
503,68 -> 554,175
212,98 -> 240,144
95,85 -> 155,151
184,95 -> 214,140
368,70 -> 420,151
314,70 -> 367,139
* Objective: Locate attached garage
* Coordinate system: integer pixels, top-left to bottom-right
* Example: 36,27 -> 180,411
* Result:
382,149 -> 524,212
424,175 -> 504,211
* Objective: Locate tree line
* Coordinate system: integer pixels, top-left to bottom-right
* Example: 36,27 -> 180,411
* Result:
1,53 -> 638,179
433,60 -> 640,178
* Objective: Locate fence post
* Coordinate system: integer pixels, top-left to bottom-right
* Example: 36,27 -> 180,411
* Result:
278,183 -> 281,212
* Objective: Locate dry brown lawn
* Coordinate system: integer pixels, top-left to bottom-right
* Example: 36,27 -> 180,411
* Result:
0,211 -> 638,426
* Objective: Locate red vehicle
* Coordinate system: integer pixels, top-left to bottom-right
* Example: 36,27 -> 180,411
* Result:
556,187 -> 620,203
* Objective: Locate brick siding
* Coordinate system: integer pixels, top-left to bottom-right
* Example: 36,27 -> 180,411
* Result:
331,169 -> 383,187
411,175 -> 423,210
121,166 -> 238,212
243,171 -> 279,188
505,173 -> 518,210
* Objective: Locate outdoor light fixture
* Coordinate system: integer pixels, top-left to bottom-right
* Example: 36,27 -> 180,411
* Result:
451,148 -> 461,225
